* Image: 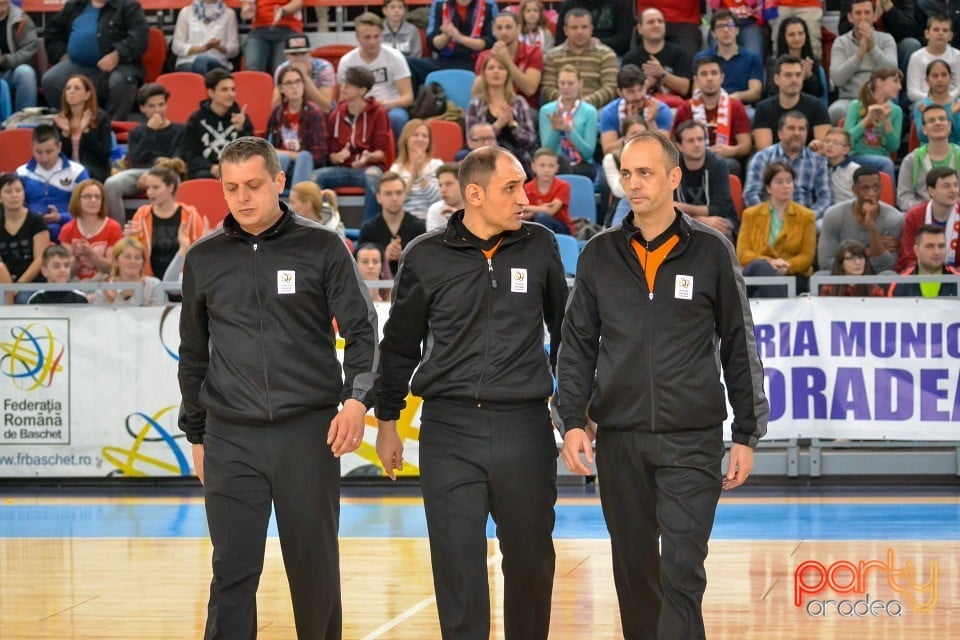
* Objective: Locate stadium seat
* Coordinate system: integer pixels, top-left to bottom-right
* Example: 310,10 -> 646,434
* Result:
729,174 -> 744,219
424,69 -> 474,112
0,128 -> 33,172
557,173 -> 597,222
427,120 -> 463,162
178,179 -> 228,228
0,79 -> 11,122
908,120 -> 920,153
143,27 -> 167,83
879,171 -> 895,207
817,65 -> 829,107
554,232 -> 580,276
232,70 -> 274,137
311,44 -> 353,73
156,72 -> 207,124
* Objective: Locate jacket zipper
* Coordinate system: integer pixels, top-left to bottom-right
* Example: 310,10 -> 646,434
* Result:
252,242 -> 274,420
474,254 -> 497,403
644,238 -> 657,432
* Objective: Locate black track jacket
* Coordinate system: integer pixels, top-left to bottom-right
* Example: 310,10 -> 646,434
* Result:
178,204 -> 379,444
375,212 -> 569,420
555,211 -> 769,447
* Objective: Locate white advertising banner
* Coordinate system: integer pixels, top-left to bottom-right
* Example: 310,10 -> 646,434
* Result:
0,298 -> 957,477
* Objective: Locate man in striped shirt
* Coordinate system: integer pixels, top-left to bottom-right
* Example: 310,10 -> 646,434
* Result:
540,8 -> 618,109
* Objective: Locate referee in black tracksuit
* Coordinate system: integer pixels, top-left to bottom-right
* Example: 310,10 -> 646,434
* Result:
375,147 -> 569,640
178,138 -> 378,640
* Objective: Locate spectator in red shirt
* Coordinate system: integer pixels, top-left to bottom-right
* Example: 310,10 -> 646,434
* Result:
637,0 -> 702,54
897,166 -> 960,271
57,179 -> 123,281
239,0 -> 303,74
474,11 -> 544,108
523,147 -> 574,234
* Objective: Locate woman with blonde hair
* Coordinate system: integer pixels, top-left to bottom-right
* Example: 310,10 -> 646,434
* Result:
466,55 -> 538,174
289,182 -> 345,235
58,179 -> 123,281
539,64 -> 598,178
389,119 -> 443,220
844,67 -> 903,181
126,157 -> 207,278
91,238 -> 167,306
53,74 -> 113,182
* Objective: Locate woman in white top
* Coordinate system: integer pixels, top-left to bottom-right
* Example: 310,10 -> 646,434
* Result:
389,119 -> 443,220
91,238 -> 167,306
172,0 -> 240,74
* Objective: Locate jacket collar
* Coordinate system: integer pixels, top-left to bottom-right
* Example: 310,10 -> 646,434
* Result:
620,208 -> 690,253
222,201 -> 296,241
442,209 -> 531,249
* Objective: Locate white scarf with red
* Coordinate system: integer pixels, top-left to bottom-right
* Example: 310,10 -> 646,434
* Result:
690,88 -> 732,147
441,0 -> 487,52
557,99 -> 583,165
925,200 -> 960,265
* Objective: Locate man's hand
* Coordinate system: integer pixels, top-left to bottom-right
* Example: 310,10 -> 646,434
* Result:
230,105 -> 248,130
701,216 -> 733,235
560,428 -> 596,475
98,50 -> 120,73
330,146 -> 351,165
192,444 -> 205,485
490,40 -> 510,64
881,232 -> 899,253
240,0 -> 256,21
146,112 -> 165,130
43,206 -> 60,224
328,398 -> 367,457
376,420 -> 404,480
385,236 -> 403,263
723,443 -> 753,490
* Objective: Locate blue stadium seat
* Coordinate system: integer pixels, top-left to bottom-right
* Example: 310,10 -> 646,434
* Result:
818,65 -> 829,107
554,233 -> 580,276
424,69 -> 475,112
557,173 -> 597,223
0,79 -> 11,122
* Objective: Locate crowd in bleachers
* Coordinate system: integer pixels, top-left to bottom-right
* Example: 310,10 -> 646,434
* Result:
0,0 -> 958,305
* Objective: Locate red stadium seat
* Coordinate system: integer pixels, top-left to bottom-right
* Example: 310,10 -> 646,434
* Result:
232,70 -> 274,137
156,72 -> 207,124
142,27 -> 168,83
311,45 -> 353,73
729,174 -> 744,219
879,171 -> 895,207
0,129 -> 34,173
427,120 -> 463,162
178,179 -> 228,228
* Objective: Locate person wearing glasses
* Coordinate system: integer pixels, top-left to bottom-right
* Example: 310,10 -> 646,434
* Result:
455,122 -> 498,161
811,127 -> 861,206
57,179 -> 123,281
266,66 -> 328,188
898,103 -> 960,210
270,35 -> 335,113
693,9 -> 764,112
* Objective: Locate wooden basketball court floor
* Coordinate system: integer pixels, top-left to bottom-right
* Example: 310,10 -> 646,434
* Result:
1,487 -> 959,639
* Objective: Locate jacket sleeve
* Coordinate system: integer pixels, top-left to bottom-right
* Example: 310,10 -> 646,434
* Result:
324,239 -> 379,407
817,206 -> 842,274
784,211 -> 817,275
743,152 -> 765,207
178,116 -> 206,178
540,50 -> 559,103
714,238 -> 769,447
554,247 -> 601,434
829,36 -> 861,90
80,113 -> 113,168
44,2 -> 72,63
112,0 -> 150,64
375,246 -> 430,421
3,14 -> 40,69
177,251 -> 210,444
896,152 -> 922,211
543,233 -> 569,370
735,208 -> 766,266
896,208 -> 920,271
582,48 -> 619,109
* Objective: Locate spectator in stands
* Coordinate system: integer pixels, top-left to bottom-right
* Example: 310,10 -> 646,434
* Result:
672,120 -> 738,239
754,55 -> 831,152
769,0 -> 824,60
539,65 -> 598,179
889,223 -> 959,295
554,0 -> 634,57
58,179 -> 123,281
16,124 -> 89,242
518,0 -> 554,51
737,162 -> 817,296
289,182 -> 344,235
314,67 -> 390,222
818,166 -> 904,273
474,11 -> 543,108
0,173 -> 49,303
706,0 -> 767,61
171,0 -> 239,74
408,0 -> 497,88
821,239 -> 887,296
694,9 -> 764,111
911,59 -> 960,145
90,237 -> 166,305
382,0 -> 422,59
540,8 -> 618,109
239,0 -> 303,74
126,157 -> 206,279
829,0 -> 898,123
466,55 -> 538,175
671,56 -> 751,178
898,165 -> 960,269
844,67 -> 903,181
918,0 -> 960,50
604,116 -> 647,225
266,66 -> 327,189
523,147 -> 574,234
0,0 -> 39,112
26,245 -> 88,304
42,0 -> 148,121
339,12 -> 414,140
906,13 -> 960,103
768,16 -> 824,99
599,65 -> 671,156
898,104 -> 960,209
812,127 -> 861,204
270,36 -> 335,113
389,119 -> 442,221
622,8 -> 692,108
454,122 -> 497,161
178,69 -> 254,179
356,241 -> 392,302
425,161 -> 462,231
104,83 -> 186,225
847,0 -> 923,75
637,0 -> 702,54
358,171 -> 425,274
745,111 -> 833,221
52,74 -> 112,183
